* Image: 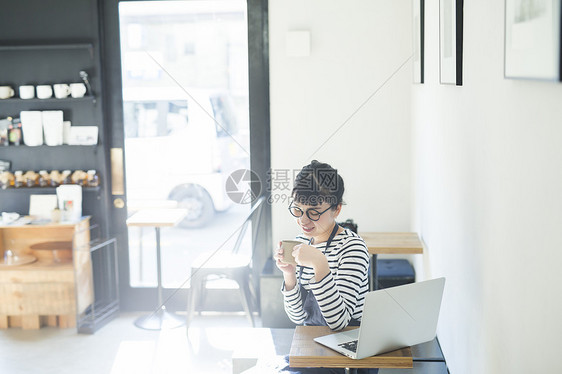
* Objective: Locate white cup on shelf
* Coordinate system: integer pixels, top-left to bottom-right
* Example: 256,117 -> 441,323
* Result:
0,86 -> 15,99
53,84 -> 71,99
70,83 -> 87,98
36,85 -> 53,99
19,85 -> 35,99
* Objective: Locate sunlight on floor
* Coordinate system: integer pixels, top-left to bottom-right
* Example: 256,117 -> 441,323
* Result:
0,312 -> 262,374
110,340 -> 157,374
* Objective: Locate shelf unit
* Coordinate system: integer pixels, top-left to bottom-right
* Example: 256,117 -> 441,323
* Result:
0,144 -> 98,150
0,40 -> 105,219
0,96 -> 96,104
1,186 -> 100,192
0,42 -> 94,58
0,3 -> 118,332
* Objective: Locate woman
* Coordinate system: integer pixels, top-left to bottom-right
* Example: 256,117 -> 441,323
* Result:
276,160 -> 370,331
254,160 -> 374,374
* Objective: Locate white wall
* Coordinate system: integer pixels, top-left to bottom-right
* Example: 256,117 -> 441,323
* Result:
412,1 -> 562,373
268,0 -> 413,243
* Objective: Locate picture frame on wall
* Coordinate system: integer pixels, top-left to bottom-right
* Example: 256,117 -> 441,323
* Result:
413,0 -> 425,84
504,0 -> 562,81
439,0 -> 463,85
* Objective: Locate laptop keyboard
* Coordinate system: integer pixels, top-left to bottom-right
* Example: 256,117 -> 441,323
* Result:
338,340 -> 358,353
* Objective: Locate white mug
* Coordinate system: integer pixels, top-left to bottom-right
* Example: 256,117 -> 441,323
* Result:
19,85 -> 35,99
70,83 -> 87,98
36,85 -> 53,99
53,84 -> 71,99
0,86 -> 15,99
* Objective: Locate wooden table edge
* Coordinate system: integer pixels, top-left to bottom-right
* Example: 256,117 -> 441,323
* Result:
289,326 -> 413,369
367,247 -> 423,255
289,352 -> 413,369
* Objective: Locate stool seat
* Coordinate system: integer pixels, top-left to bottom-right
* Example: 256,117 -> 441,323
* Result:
30,241 -> 73,250
30,241 -> 73,263
376,259 -> 415,289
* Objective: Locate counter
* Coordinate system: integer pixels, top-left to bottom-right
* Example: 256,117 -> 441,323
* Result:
0,217 -> 93,329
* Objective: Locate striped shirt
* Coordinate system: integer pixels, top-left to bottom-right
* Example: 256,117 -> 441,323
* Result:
281,228 -> 370,331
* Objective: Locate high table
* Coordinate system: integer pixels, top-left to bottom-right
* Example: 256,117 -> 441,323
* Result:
126,208 -> 187,330
359,232 -> 423,290
289,326 -> 413,374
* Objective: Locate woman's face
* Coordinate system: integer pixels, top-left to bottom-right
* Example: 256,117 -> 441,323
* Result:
290,200 -> 341,240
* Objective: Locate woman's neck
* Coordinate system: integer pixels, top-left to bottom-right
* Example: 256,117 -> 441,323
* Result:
311,221 -> 339,244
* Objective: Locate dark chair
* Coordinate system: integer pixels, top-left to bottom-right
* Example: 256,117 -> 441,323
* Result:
186,196 -> 266,328
338,219 -> 358,233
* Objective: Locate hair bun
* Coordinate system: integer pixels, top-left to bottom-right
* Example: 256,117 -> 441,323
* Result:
292,160 -> 344,206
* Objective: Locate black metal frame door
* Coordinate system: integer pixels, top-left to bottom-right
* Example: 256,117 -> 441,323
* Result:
99,0 -> 270,311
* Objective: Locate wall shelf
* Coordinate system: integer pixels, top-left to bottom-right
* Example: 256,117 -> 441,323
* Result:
0,42 -> 94,59
0,96 -> 95,104
0,144 -> 98,149
0,186 -> 100,193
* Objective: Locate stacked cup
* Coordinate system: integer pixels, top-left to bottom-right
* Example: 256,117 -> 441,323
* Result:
15,83 -> 88,99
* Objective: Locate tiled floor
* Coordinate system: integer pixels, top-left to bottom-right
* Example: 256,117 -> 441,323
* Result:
0,312 -> 261,374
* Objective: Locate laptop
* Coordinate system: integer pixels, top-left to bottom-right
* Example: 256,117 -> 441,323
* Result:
314,277 -> 445,359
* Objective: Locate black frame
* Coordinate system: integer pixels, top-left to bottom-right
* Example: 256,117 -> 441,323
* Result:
504,0 -> 562,81
413,0 -> 425,84
439,0 -> 463,86
100,0 -> 271,311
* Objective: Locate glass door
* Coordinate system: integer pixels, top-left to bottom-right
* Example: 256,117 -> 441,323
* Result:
118,0 -> 251,310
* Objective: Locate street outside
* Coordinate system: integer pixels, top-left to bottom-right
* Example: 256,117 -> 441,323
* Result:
127,202 -> 252,289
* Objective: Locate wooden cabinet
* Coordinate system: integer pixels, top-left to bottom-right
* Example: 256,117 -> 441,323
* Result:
0,217 -> 93,329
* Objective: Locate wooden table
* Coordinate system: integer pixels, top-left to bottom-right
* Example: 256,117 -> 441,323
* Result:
289,326 -> 412,373
359,232 -> 423,290
126,208 -> 187,330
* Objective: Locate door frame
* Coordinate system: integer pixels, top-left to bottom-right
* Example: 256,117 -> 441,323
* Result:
99,0 -> 271,311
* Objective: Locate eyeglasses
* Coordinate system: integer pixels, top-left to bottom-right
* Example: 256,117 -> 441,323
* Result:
288,204 -> 335,221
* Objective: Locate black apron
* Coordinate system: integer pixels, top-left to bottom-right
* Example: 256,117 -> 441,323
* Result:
298,224 -> 360,327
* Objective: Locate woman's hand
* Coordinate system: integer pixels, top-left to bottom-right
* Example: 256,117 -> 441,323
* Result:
291,243 -> 322,267
274,241 -> 296,274
292,244 -> 330,280
274,241 -> 298,290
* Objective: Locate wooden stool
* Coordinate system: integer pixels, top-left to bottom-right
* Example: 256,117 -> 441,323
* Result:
30,241 -> 73,263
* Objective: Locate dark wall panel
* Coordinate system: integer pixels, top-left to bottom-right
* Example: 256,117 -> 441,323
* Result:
0,0 -> 98,41
0,0 -> 110,232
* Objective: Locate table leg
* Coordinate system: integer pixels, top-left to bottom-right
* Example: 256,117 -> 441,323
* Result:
138,226 -> 144,283
155,227 -> 163,307
134,227 -> 185,330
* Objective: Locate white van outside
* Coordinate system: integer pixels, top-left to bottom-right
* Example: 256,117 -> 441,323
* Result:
123,86 -> 247,227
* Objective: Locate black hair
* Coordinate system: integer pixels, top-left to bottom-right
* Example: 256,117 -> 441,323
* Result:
291,160 -> 344,207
